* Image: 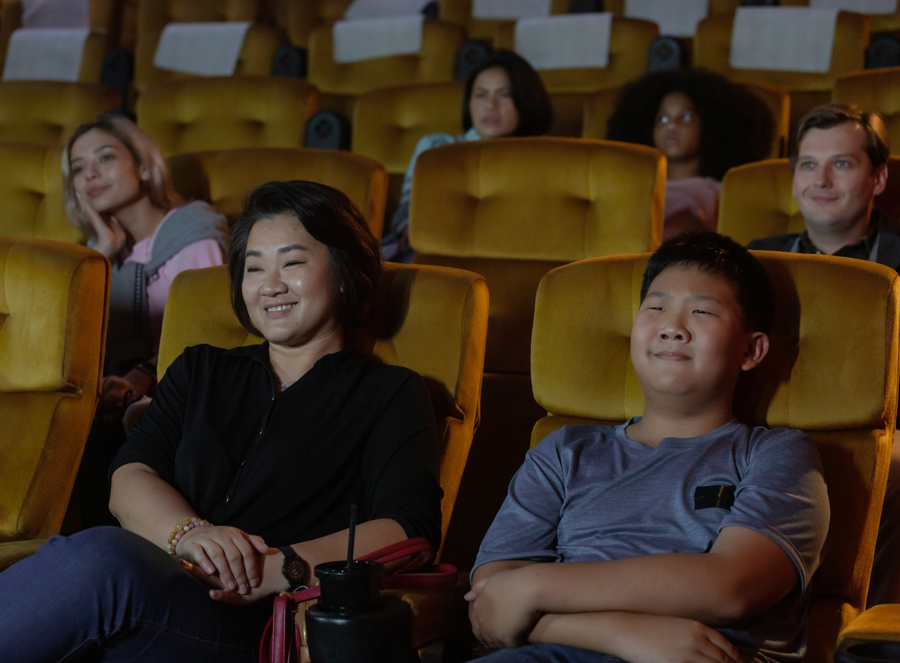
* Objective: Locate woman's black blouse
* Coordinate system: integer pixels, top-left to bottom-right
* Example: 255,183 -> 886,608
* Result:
110,344 -> 443,549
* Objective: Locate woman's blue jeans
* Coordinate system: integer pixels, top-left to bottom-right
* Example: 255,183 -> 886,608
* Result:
0,527 -> 272,662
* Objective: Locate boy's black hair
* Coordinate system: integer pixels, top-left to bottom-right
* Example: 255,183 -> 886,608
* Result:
640,232 -> 775,333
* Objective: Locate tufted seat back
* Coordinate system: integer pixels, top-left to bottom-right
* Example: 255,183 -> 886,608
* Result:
0,238 -> 108,568
137,76 -> 320,155
0,81 -> 118,146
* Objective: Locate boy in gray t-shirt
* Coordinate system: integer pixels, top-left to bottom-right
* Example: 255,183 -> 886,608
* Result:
466,233 -> 830,663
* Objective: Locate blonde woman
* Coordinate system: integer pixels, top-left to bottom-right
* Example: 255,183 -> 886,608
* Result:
62,113 -> 226,526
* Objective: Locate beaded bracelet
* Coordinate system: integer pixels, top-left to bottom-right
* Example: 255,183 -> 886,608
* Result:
167,516 -> 212,555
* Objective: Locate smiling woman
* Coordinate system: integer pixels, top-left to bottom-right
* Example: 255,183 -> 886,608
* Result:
0,181 -> 443,663
61,113 -> 227,529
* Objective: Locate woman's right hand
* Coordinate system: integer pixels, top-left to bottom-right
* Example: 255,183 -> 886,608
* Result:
176,525 -> 269,595
77,193 -> 126,259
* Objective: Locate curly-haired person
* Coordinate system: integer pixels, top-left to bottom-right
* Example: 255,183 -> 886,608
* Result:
607,68 -> 775,240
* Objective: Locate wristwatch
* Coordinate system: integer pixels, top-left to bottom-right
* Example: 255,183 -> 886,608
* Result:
279,546 -> 308,591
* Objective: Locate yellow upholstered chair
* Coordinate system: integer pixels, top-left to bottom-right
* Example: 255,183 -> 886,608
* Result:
136,76 -> 320,155
602,0 -> 742,15
0,237 -> 109,571
306,19 -> 466,118
494,17 -> 659,137
165,147 -> 388,237
694,11 -> 869,126
530,252 -> 899,663
0,142 -> 82,243
0,81 -> 118,146
582,81 -> 789,160
834,67 -> 900,155
352,81 -> 465,217
264,0 -> 351,49
132,0 -> 284,100
717,157 -> 900,246
156,261 -> 488,565
438,0 -> 568,44
409,136 -> 665,567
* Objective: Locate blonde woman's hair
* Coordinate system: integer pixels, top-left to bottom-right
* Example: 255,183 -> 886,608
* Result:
61,112 -> 183,241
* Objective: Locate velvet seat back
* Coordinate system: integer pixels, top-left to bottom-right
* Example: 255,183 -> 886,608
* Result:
306,19 -> 466,118
0,238 -> 109,569
530,252 -> 900,663
493,17 -> 658,137
157,262 -> 488,561
0,81 -> 118,146
0,142 -> 82,243
718,157 -> 900,246
133,0 -> 283,97
694,11 -> 868,126
165,147 -> 387,237
137,77 -> 321,155
833,67 -> 900,156
352,81 -> 465,215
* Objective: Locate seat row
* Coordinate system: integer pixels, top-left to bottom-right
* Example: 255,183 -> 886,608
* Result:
0,229 -> 897,661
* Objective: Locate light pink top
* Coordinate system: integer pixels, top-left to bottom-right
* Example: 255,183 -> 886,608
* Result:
123,209 -> 224,353
664,177 -> 721,231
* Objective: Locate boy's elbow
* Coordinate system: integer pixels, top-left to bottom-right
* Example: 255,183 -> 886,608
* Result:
711,578 -> 795,624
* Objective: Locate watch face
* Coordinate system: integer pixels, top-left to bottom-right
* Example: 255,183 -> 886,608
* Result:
284,557 -> 306,582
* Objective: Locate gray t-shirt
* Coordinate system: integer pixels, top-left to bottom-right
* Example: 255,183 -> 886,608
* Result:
473,419 -> 830,663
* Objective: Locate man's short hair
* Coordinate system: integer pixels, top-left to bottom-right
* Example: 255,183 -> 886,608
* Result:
640,231 -> 775,334
790,103 -> 890,172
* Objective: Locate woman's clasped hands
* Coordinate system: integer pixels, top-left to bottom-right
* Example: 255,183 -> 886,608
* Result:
175,524 -> 277,605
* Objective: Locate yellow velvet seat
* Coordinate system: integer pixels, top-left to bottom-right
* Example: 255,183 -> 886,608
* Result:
0,237 -> 109,571
156,261 -> 488,565
438,0 -> 568,44
306,19 -> 466,118
833,67 -> 900,154
132,0 -> 284,101
351,81 -> 465,217
581,79 -> 790,158
0,142 -> 82,243
136,76 -> 321,155
0,81 -> 118,145
494,17 -> 659,137
264,0 -> 351,49
165,147 -> 388,237
409,136 -> 665,567
530,252 -> 899,663
694,11 -> 869,126
717,157 -> 900,246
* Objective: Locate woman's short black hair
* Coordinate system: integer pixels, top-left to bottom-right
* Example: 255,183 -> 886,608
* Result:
606,68 -> 775,181
462,49 -> 553,137
640,231 -> 775,334
228,180 -> 382,336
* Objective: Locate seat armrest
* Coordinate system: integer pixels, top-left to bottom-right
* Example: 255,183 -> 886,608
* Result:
836,604 -> 900,662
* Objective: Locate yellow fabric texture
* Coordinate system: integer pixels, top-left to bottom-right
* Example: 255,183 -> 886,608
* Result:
495,18 -> 658,137
352,81 -> 465,214
582,80 -> 788,159
0,81 -> 118,146
306,19 -> 466,118
136,76 -> 321,155
838,604 -> 900,649
0,238 -> 109,570
265,0 -> 351,49
694,11 -> 869,126
834,67 -> 900,156
529,252 -> 900,662
718,157 -> 900,245
0,143 -> 82,243
132,0 -> 283,97
438,0 -> 568,44
156,262 -> 488,562
165,146 -> 388,237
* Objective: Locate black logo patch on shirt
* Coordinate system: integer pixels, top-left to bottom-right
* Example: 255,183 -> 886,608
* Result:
693,485 -> 735,511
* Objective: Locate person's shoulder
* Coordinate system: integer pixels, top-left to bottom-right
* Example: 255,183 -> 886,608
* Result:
532,423 -> 620,457
746,233 -> 799,251
745,424 -> 818,462
413,132 -> 457,155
